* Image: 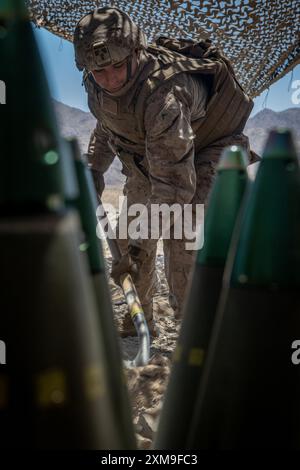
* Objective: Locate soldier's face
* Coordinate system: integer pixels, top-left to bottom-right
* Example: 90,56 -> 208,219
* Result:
91,52 -> 138,93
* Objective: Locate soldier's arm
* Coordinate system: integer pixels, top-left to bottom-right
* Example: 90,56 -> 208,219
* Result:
144,75 -> 207,206
130,75 -> 207,253
86,120 -> 115,200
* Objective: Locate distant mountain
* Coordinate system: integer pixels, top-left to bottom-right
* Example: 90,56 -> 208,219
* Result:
54,100 -> 300,186
244,107 -> 300,156
53,100 -> 95,152
247,108 -> 300,131
53,100 -> 125,187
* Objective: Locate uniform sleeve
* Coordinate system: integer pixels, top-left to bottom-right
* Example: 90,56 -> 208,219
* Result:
129,75 -> 207,254
144,78 -> 197,206
86,120 -> 115,198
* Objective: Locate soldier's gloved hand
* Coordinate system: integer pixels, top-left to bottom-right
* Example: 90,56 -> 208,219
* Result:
111,253 -> 138,286
111,245 -> 147,286
128,244 -> 148,267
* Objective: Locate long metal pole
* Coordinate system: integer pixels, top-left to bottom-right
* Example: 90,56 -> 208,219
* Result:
98,201 -> 150,367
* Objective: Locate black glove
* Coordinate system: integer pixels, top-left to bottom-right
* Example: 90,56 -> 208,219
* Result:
111,253 -> 138,286
111,245 -> 147,286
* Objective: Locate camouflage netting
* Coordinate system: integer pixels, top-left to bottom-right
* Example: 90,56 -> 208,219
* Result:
27,0 -> 300,98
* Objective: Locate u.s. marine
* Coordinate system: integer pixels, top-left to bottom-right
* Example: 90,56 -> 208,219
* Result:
73,7 -> 258,336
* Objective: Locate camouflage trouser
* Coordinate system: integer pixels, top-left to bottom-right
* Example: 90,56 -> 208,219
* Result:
116,134 -> 254,319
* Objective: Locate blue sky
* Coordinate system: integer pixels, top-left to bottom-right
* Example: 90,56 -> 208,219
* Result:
34,27 -> 300,117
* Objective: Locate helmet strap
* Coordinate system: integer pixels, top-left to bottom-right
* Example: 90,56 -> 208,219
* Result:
126,55 -> 133,82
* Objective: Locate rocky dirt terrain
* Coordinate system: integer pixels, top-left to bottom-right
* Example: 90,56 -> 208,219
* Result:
108,252 -> 179,449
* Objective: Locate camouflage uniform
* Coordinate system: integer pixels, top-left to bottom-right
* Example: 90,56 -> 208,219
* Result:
74,7 -> 256,327
86,70 -> 253,320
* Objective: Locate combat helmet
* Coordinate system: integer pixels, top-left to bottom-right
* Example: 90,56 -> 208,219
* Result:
74,7 -> 147,72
